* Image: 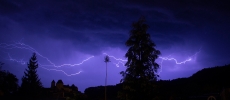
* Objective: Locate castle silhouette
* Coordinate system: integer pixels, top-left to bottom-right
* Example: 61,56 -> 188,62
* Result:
43,79 -> 79,99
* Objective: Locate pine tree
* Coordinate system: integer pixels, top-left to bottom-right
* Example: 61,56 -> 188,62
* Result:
118,17 -> 161,100
20,53 -> 43,100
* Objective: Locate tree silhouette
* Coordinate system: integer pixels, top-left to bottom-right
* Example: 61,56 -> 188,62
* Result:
0,63 -> 18,97
104,55 -> 110,100
20,53 -> 43,100
118,17 -> 161,100
0,62 -> 3,70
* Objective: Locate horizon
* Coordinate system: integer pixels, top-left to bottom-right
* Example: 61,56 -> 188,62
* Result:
0,0 -> 230,92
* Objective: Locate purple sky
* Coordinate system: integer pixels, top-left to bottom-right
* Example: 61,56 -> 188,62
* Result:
0,0 -> 230,92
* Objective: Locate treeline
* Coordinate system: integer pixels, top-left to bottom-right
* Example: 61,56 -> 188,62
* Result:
0,53 -> 45,100
0,53 -> 85,100
84,64 -> 230,100
84,84 -> 123,100
155,64 -> 230,100
2,58 -> 230,100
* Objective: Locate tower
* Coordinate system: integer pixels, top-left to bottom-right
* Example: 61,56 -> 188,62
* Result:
56,79 -> 63,90
51,80 -> 55,88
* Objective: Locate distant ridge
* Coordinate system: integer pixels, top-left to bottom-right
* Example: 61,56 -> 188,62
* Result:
84,64 -> 230,100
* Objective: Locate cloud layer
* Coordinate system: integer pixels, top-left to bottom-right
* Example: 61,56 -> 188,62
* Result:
0,0 -> 229,92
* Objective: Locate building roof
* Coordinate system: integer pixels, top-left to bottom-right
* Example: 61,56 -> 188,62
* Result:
57,79 -> 63,84
52,80 -> 55,83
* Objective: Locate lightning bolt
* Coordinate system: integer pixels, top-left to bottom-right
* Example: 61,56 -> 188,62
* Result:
158,57 -> 192,64
103,47 -> 201,75
0,42 -> 95,68
40,56 -> 94,68
41,67 -> 83,76
0,42 -> 94,76
103,53 -> 127,62
157,47 -> 202,74
0,42 -> 94,67
6,56 -> 83,76
7,53 -> 26,65
1,41 -> 202,76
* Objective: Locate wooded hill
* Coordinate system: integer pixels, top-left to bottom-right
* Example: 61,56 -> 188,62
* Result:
84,64 -> 230,100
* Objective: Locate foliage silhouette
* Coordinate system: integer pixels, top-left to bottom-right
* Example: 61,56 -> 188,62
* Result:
84,84 -> 122,100
150,64 -> 230,100
0,63 -> 18,97
118,17 -> 161,100
84,64 -> 230,100
19,53 -> 43,100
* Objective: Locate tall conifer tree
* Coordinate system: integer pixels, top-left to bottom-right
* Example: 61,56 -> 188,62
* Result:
119,17 -> 160,100
20,53 -> 43,100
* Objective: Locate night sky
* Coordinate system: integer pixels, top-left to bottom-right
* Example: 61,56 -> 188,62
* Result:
0,0 -> 230,92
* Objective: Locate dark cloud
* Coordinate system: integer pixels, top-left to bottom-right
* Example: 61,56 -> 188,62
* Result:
0,0 -> 21,15
1,0 -> 229,61
1,0 -> 229,59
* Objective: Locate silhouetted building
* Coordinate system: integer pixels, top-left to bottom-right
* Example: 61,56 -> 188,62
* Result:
42,79 -> 78,100
51,80 -> 55,88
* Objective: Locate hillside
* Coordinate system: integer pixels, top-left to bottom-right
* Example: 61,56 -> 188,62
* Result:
84,64 -> 230,100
